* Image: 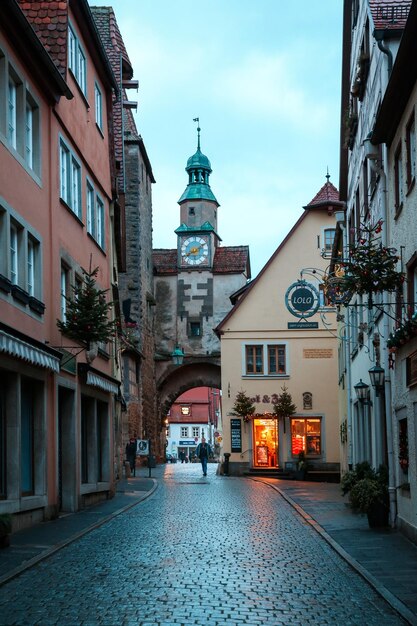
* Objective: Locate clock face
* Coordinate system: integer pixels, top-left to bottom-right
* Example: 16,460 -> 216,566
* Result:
181,236 -> 209,266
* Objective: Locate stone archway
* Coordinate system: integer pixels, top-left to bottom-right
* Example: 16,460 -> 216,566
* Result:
157,360 -> 221,416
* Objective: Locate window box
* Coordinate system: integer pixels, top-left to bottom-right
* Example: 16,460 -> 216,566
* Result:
29,296 -> 45,315
0,274 -> 12,294
11,284 -> 30,305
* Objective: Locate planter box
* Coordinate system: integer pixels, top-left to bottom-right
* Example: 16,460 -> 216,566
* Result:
0,274 -> 12,294
29,296 -> 46,315
11,285 -> 30,305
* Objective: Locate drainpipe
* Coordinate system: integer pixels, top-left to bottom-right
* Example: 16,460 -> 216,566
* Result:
379,149 -> 397,528
341,220 -> 353,469
374,30 -> 393,78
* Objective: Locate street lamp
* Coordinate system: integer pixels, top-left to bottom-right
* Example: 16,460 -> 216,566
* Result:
171,345 -> 185,366
369,365 -> 385,397
354,379 -> 370,403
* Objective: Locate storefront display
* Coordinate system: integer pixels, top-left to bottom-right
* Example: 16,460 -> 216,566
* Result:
253,418 -> 278,468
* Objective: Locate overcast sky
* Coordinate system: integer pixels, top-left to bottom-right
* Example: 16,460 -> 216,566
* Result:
91,0 -> 343,277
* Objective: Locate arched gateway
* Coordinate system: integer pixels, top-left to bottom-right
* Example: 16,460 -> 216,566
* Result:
157,360 -> 221,416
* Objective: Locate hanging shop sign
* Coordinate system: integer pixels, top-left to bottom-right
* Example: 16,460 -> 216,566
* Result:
285,280 -> 320,319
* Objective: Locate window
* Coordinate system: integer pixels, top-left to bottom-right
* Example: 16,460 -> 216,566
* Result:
0,379 -> 5,499
394,143 -> 404,215
180,427 -> 189,437
95,83 -> 103,130
96,196 -> 104,248
8,77 -> 17,149
27,237 -> 34,296
192,427 -> 199,437
86,182 -> 95,235
68,24 -> 86,95
362,160 -> 369,220
324,229 -> 336,254
268,345 -> 286,375
21,379 -> 34,495
406,113 -> 416,190
189,321 -> 201,337
406,254 -> 417,314
291,418 -> 321,456
60,265 -> 69,322
60,139 -> 81,218
181,406 -> 190,416
10,223 -> 18,285
244,343 -> 288,376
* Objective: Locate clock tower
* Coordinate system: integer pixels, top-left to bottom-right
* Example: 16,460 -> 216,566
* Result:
176,122 -> 219,268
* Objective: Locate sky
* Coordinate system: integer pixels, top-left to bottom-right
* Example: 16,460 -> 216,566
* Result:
90,0 -> 344,278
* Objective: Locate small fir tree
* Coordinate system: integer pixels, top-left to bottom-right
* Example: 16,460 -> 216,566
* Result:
273,385 -> 296,432
232,390 -> 255,423
57,267 -> 117,348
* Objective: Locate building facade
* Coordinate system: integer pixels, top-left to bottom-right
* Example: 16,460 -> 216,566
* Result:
216,180 -> 340,476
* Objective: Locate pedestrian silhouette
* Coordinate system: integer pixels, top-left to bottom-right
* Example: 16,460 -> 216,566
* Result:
125,437 -> 137,476
195,437 -> 211,476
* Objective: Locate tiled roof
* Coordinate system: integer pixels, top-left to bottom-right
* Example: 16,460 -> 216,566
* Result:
305,181 -> 340,207
212,246 -> 250,274
18,0 -> 68,78
369,1 -> 411,30
153,249 -> 178,275
152,246 -> 250,276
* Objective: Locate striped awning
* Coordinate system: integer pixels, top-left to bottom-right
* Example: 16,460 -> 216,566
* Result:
86,370 -> 119,394
0,329 -> 61,372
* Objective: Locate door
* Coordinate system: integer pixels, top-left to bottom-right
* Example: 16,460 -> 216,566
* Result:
253,418 -> 279,468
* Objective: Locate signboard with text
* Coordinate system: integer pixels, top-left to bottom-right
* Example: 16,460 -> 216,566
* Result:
230,418 -> 242,453
285,280 -> 320,319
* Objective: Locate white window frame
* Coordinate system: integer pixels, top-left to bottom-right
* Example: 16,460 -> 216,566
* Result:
68,24 -> 87,96
242,342 -> 289,377
60,265 -> 69,322
95,82 -> 103,131
27,237 -> 34,296
180,427 -> 189,437
86,181 -> 95,236
8,77 -> 17,149
59,138 -> 82,218
96,195 -> 104,248
192,427 -> 199,438
10,222 -> 18,285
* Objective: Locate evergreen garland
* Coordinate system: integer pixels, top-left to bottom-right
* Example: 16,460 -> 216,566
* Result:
232,390 -> 255,422
57,267 -> 117,348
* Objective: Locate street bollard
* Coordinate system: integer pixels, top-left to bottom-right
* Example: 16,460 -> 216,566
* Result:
223,452 -> 231,476
124,460 -> 131,478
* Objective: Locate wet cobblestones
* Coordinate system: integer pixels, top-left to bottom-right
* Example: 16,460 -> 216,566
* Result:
0,464 -> 406,625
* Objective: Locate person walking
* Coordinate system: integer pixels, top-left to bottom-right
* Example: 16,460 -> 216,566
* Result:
195,437 -> 211,476
125,437 -> 137,477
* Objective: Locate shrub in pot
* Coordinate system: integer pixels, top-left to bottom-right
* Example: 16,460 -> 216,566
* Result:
342,463 -> 389,527
0,513 -> 12,548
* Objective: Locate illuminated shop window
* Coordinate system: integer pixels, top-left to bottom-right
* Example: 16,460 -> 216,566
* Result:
291,418 -> 321,456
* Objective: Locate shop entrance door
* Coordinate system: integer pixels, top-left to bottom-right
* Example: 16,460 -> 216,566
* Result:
253,418 -> 278,468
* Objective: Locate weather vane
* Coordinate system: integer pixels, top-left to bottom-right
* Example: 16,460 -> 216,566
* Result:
193,117 -> 201,149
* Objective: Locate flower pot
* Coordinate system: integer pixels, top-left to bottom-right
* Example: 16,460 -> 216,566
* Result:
366,501 -> 389,528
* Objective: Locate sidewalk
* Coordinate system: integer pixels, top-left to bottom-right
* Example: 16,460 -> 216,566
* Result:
254,477 -> 417,626
0,471 -> 157,587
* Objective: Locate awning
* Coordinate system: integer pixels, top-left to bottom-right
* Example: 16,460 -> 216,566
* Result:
0,329 -> 61,372
86,370 -> 119,394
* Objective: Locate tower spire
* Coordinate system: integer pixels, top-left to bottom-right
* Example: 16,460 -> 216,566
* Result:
193,117 -> 201,150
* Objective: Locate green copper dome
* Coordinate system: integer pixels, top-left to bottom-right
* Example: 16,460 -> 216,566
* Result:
186,148 -> 211,172
178,124 -> 218,204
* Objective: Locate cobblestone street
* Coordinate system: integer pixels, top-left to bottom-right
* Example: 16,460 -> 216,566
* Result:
0,464 -> 406,625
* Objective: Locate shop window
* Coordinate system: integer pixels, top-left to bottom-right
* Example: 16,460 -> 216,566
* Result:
21,380 -> 35,495
291,418 -> 321,457
0,379 -> 5,499
253,418 -> 278,468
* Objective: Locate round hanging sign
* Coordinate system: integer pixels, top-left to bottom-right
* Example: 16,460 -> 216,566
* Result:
285,280 -> 320,318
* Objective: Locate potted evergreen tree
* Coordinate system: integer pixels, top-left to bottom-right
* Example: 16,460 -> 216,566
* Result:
273,385 -> 296,434
231,390 -> 255,423
341,462 -> 389,527
0,513 -> 12,548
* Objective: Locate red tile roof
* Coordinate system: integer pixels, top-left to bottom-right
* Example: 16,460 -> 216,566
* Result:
153,246 -> 250,276
369,1 -> 411,30
306,181 -> 339,206
153,249 -> 178,275
18,0 -> 68,78
212,246 -> 250,274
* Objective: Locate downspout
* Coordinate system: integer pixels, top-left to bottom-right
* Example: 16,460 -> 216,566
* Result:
379,151 -> 397,528
340,218 -> 353,469
374,30 -> 393,78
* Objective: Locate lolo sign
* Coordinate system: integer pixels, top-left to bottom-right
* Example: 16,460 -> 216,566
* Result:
285,280 -> 320,318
